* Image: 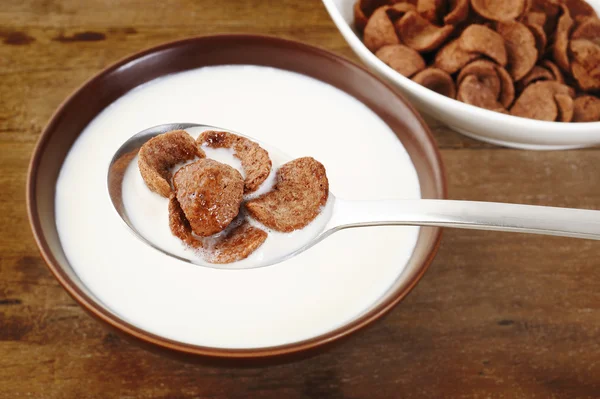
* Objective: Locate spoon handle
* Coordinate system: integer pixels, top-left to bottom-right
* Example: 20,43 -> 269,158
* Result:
330,199 -> 600,240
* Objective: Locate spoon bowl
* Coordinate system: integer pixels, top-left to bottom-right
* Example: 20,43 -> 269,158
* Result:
109,123 -> 600,270
108,123 -> 337,269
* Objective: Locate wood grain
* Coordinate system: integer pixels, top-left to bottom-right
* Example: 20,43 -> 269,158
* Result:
2,1 -> 600,398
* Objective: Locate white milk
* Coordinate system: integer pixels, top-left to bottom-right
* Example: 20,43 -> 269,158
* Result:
55,65 -> 422,349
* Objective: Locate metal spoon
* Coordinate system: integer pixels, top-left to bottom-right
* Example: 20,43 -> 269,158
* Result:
108,123 -> 600,269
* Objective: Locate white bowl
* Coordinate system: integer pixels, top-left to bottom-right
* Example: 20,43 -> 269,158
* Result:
323,0 -> 600,150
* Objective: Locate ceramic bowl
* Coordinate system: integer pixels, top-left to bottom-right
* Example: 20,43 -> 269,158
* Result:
27,35 -> 445,360
323,0 -> 600,150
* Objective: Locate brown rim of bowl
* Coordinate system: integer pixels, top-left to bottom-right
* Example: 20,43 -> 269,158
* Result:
26,34 -> 447,359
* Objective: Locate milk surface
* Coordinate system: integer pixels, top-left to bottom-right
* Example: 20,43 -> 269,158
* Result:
55,65 -> 421,348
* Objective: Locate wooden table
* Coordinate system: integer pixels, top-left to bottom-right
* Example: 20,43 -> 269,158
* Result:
2,1 -> 600,397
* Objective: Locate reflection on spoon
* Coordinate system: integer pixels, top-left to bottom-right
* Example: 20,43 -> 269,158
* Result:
108,123 -> 600,270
